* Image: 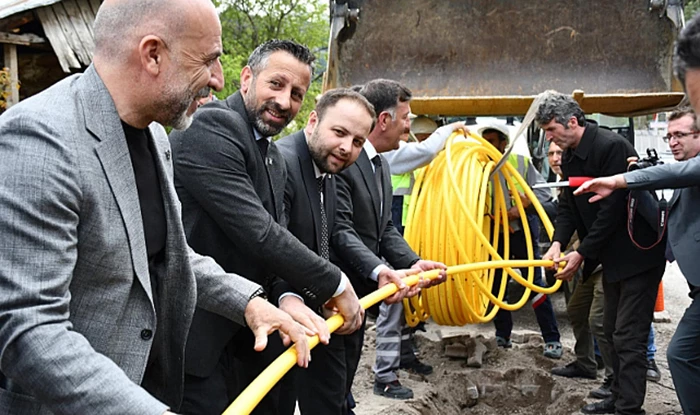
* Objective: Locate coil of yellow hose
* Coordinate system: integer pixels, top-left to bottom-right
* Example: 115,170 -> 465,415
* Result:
224,129 -> 564,415
403,130 -> 561,327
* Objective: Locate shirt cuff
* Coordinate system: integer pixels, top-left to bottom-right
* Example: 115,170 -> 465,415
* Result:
278,292 -> 304,303
332,273 -> 348,297
369,264 -> 390,282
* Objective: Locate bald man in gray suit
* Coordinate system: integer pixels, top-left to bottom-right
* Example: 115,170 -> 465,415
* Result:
0,1 -> 308,414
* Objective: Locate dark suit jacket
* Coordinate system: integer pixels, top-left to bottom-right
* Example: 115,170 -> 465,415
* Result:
277,131 -> 336,265
332,149 -> 420,298
169,92 -> 342,376
553,123 -> 665,282
626,154 -> 700,286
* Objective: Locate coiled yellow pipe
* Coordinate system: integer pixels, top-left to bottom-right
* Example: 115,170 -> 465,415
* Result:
402,130 -> 561,327
223,129 -> 562,414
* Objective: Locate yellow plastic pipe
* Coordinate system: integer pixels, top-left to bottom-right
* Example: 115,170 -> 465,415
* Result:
403,130 -> 561,326
223,260 -> 556,415
224,130 -> 564,414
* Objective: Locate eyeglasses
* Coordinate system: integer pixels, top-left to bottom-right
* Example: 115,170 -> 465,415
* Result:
663,131 -> 699,143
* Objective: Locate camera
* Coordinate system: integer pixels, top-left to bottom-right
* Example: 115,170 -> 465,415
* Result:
628,148 -> 663,171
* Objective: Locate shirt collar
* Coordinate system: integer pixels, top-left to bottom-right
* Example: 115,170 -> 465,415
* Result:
571,122 -> 598,161
363,139 -> 379,161
253,128 -> 270,143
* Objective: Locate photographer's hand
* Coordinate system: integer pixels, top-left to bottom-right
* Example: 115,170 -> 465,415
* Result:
573,174 -> 627,203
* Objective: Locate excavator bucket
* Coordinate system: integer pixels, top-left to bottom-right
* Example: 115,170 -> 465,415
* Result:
324,0 -> 685,116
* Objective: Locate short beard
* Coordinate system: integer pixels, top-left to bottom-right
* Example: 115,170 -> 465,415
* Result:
169,110 -> 193,131
308,129 -> 344,174
159,72 -> 195,130
244,81 -> 292,136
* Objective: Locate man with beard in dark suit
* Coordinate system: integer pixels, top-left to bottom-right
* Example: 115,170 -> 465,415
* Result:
276,88 -> 376,414
170,40 -> 363,415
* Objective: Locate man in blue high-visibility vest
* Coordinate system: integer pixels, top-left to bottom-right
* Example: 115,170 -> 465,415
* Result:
479,124 -> 563,359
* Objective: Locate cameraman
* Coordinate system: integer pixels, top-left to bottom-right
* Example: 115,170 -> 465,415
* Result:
537,93 -> 666,415
575,106 -> 700,413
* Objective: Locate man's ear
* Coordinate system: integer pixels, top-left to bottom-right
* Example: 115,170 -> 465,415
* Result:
378,111 -> 392,131
139,35 -> 166,76
305,110 -> 319,136
240,66 -> 253,95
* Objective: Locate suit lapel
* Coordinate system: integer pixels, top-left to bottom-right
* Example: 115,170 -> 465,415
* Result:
267,142 -> 285,220
294,133 -> 325,250
80,66 -> 152,301
229,92 -> 285,221
149,125 -> 187,280
357,150 -> 382,231
669,189 -> 681,209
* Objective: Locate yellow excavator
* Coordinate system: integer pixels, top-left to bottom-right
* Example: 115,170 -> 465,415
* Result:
324,0 -> 686,118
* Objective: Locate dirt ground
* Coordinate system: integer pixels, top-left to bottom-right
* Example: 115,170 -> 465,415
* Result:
350,262 -> 690,415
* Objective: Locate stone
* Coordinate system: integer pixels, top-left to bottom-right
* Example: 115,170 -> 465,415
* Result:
482,337 -> 498,351
467,339 -> 488,368
520,384 -> 540,397
511,330 -> 540,344
445,343 -> 469,358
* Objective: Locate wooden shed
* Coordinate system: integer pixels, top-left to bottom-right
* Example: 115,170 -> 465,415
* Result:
0,0 -> 101,110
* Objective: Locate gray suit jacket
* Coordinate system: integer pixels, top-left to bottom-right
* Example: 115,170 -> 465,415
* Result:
332,149 -> 420,298
170,92 -> 342,376
0,66 -> 259,414
626,155 -> 700,286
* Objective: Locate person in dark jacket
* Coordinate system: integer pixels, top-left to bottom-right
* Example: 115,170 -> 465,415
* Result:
537,92 -> 665,415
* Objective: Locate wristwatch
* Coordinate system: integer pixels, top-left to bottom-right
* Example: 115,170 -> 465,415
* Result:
249,287 -> 268,301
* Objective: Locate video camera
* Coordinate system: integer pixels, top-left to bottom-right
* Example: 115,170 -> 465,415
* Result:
628,148 -> 663,171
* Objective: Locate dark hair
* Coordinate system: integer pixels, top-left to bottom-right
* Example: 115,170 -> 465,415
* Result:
481,128 -> 508,143
247,39 -> 315,76
675,14 -> 700,89
358,79 -> 412,117
315,88 -> 376,127
535,92 -> 586,127
668,105 -> 697,123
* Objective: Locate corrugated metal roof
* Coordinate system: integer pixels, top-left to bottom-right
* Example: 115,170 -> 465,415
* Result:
0,0 -> 64,20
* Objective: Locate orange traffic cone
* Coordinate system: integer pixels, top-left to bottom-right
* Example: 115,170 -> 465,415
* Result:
654,282 -> 665,313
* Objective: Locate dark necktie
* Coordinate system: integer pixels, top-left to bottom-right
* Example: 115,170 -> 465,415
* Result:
372,155 -> 384,215
257,137 -> 269,159
316,176 -> 330,260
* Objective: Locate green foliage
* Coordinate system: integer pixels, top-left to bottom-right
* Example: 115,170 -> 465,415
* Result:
215,0 -> 329,137
686,0 -> 700,20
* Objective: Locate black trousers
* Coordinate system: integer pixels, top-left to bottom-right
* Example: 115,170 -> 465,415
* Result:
294,323 -> 364,415
181,327 -> 290,415
341,315 -> 367,414
667,294 -> 700,415
603,264 -> 664,415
